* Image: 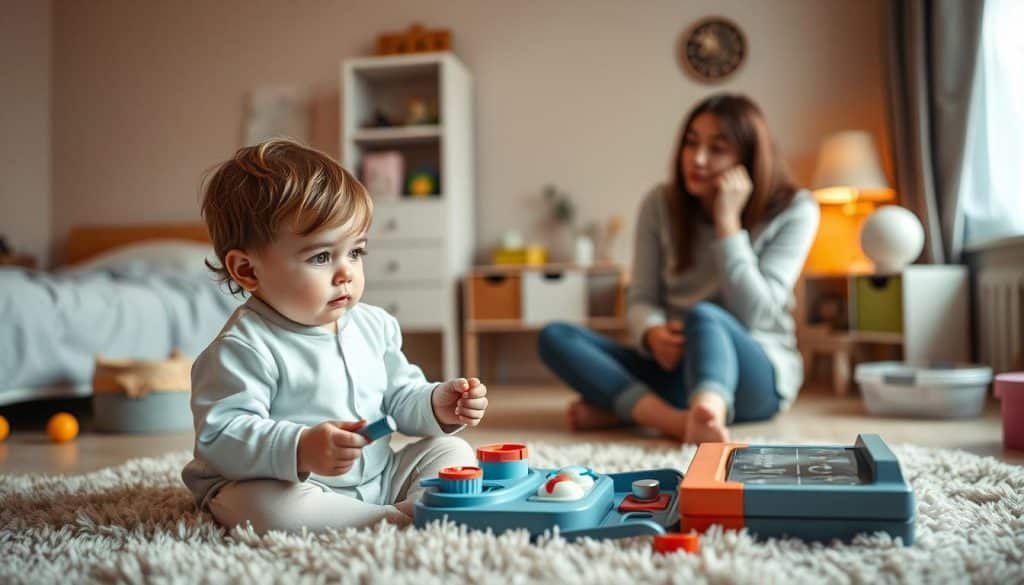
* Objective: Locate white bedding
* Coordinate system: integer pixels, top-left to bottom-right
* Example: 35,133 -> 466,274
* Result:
0,249 -> 241,405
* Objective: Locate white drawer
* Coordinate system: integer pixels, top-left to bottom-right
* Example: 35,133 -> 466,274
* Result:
364,244 -> 444,283
521,269 -> 587,326
361,286 -> 447,329
370,200 -> 445,241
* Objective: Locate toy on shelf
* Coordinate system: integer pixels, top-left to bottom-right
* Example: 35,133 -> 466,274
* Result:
362,151 -> 404,201
492,231 -> 548,266
376,23 -> 452,56
415,442 -> 682,541
405,97 -> 438,126
406,166 -> 439,197
681,434 -> 915,544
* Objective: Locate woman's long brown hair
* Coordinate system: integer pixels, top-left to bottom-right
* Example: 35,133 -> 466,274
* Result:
666,94 -> 798,273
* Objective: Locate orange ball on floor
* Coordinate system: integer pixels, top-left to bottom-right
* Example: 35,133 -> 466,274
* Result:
0,415 -> 9,442
46,412 -> 79,443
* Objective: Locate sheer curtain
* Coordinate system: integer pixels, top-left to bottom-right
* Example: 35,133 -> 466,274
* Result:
960,0 -> 1024,248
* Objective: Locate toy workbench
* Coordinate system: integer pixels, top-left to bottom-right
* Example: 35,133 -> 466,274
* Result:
680,434 -> 915,544
413,443 -> 682,541
413,435 -> 914,544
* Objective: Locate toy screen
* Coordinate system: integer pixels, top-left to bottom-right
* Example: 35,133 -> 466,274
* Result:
726,446 -> 866,485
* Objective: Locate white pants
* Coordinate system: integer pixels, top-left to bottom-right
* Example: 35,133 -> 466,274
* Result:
209,436 -> 475,533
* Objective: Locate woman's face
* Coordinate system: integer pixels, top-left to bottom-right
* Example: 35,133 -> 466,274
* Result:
680,112 -> 742,205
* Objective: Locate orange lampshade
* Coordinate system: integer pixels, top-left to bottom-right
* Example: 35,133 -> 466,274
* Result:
805,131 -> 894,275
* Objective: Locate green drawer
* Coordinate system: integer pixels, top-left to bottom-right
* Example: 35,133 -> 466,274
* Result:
854,276 -> 903,333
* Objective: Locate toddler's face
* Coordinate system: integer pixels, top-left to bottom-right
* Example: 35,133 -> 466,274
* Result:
250,222 -> 367,331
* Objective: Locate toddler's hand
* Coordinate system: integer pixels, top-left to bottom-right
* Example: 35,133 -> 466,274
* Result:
431,377 -> 488,427
297,420 -> 368,476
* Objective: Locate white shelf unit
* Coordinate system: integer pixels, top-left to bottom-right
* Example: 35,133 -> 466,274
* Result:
797,265 -> 970,394
341,52 -> 474,379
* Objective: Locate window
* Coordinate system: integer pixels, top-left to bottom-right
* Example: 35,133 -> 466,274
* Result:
960,0 -> 1024,248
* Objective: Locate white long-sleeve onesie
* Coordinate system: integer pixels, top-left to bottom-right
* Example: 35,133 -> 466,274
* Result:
181,296 -> 472,530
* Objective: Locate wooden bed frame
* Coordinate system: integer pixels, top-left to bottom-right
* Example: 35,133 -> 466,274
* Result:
65,224 -> 210,265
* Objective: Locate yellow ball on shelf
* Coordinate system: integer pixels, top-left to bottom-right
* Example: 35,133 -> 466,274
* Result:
0,415 -> 9,442
46,412 -> 79,443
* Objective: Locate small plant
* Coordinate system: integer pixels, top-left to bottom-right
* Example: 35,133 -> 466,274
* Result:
543,184 -> 575,226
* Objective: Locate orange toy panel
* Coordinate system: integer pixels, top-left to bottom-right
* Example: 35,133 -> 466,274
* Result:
679,442 -> 747,527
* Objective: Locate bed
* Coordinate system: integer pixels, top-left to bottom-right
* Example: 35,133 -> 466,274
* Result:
0,224 -> 242,406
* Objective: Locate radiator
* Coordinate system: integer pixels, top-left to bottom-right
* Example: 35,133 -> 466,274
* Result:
978,268 -> 1024,373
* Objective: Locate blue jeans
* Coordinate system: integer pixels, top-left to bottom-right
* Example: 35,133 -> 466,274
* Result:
537,302 -> 780,424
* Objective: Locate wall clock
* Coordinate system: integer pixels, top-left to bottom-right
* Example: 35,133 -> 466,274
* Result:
680,17 -> 747,83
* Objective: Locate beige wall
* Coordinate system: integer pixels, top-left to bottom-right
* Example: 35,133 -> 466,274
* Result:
1,0 -> 52,266
52,0 -> 888,258
50,0 -> 889,380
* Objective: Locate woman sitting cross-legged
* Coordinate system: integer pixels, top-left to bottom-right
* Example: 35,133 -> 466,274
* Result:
538,93 -> 819,444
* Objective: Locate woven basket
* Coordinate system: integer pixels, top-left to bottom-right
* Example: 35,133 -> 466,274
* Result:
91,350 -> 193,433
92,350 -> 191,399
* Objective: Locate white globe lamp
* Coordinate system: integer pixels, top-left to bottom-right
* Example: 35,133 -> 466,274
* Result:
859,205 -> 924,273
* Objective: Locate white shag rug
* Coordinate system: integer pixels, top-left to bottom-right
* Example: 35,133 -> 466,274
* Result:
2,441 -> 1023,585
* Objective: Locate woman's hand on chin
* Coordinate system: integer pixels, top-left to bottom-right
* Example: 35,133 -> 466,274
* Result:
713,165 -> 753,237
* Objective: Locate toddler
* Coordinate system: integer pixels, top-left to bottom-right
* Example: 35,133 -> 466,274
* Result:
182,139 -> 486,532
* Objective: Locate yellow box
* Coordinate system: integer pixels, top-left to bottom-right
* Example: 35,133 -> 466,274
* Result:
492,246 -> 548,266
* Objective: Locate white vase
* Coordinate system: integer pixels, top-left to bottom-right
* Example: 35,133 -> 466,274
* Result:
574,235 -> 594,267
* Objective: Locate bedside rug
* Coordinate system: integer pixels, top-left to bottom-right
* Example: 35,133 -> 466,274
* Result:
1,441 -> 1022,584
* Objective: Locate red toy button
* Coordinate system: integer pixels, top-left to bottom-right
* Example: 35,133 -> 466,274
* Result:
653,532 -> 700,554
618,494 -> 671,512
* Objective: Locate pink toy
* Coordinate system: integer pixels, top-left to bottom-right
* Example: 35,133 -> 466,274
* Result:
995,372 -> 1024,450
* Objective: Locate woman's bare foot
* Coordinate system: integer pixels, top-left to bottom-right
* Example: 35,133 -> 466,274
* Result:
629,393 -> 689,442
684,392 -> 730,444
567,400 -> 623,430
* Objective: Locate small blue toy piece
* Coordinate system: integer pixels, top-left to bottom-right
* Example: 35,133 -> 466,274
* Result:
358,415 -> 397,442
414,443 -> 682,541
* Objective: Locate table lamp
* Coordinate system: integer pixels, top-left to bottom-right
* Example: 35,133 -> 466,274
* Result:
806,131 -> 895,274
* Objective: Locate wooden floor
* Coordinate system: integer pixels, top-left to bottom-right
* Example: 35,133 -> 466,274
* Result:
1,384 -> 1021,476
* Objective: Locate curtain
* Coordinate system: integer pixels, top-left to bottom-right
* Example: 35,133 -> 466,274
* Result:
885,0 -> 986,264
960,0 -> 1024,248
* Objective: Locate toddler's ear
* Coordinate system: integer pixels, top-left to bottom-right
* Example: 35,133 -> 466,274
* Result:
225,249 -> 259,292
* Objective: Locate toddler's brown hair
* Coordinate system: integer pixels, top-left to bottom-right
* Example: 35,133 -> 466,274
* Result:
201,139 -> 372,294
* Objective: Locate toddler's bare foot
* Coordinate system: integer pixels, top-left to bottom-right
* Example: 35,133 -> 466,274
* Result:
567,400 -> 623,431
684,393 -> 730,444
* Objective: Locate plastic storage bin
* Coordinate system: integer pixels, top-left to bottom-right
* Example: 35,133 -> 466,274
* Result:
995,373 -> 1024,450
521,269 -> 586,326
854,361 -> 993,418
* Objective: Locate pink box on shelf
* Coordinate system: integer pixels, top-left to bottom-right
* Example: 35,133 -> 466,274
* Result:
361,151 -> 404,201
995,372 -> 1024,450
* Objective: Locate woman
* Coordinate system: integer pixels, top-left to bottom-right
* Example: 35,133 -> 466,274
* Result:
538,93 -> 819,444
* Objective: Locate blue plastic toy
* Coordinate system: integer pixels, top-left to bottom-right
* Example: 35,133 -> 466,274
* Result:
414,443 -> 682,541
414,435 -> 915,545
681,433 -> 915,544
358,415 -> 397,442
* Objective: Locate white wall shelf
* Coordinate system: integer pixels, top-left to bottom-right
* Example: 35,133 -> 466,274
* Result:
342,52 -> 474,379
352,125 -> 442,145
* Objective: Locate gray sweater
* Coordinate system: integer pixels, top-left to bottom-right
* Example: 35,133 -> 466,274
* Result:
626,185 -> 820,406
